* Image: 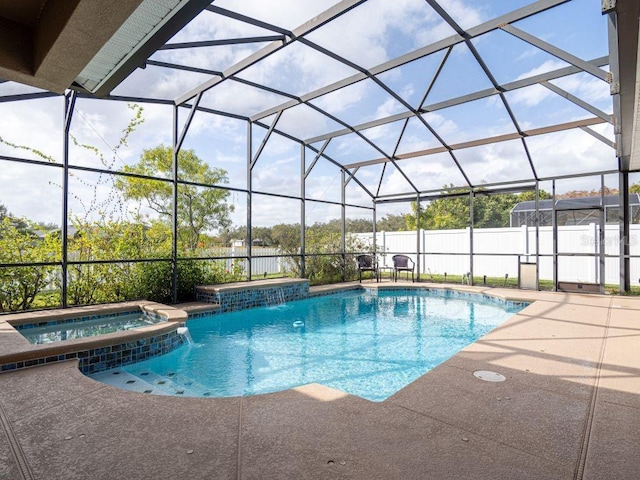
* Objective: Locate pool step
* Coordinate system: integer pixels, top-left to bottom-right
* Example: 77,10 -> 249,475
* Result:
90,370 -> 170,396
90,368 -> 214,397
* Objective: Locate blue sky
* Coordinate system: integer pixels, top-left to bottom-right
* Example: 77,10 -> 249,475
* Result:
0,0 -> 625,230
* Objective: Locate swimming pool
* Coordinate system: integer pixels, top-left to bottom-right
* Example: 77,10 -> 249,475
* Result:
16,311 -> 165,344
91,289 -> 526,401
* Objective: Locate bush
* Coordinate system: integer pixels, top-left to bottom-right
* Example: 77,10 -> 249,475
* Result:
129,261 -> 173,303
129,259 -> 246,303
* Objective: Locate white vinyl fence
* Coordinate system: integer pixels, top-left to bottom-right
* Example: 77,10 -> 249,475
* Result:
354,224 -> 640,286
204,225 -> 640,285
226,247 -> 287,275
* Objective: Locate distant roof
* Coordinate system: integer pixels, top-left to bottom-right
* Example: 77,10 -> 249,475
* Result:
511,194 -> 640,213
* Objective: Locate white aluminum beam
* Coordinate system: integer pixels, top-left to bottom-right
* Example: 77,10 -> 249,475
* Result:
501,24 -> 610,82
304,56 -> 609,145
175,0 -> 367,105
342,117 -> 606,169
251,0 -> 570,122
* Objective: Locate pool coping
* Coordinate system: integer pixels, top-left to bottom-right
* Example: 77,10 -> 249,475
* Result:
309,280 -> 538,304
196,277 -> 309,293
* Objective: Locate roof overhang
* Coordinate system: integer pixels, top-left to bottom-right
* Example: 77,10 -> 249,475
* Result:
0,0 -> 210,96
610,0 -> 640,171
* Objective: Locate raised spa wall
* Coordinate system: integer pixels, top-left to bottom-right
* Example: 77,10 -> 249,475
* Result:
195,278 -> 310,313
0,301 -> 187,375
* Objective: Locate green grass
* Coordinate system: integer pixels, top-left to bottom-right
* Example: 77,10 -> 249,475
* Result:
418,273 -> 640,295
418,273 -> 520,288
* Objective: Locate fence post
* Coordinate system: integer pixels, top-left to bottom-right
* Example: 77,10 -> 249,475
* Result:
382,231 -> 387,266
591,222 -> 598,284
423,229 -> 427,275
469,192 -> 474,285
466,226 -> 471,282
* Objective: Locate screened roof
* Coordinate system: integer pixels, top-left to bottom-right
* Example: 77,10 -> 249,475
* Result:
1,0 -> 636,201
512,194 -> 640,213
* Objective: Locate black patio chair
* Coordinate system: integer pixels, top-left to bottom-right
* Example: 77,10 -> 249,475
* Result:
392,254 -> 415,282
356,254 -> 378,283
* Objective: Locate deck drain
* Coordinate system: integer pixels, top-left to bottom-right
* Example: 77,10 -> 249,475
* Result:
473,370 -> 506,382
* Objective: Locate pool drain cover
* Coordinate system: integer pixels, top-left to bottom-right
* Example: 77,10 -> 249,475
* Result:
473,370 -> 506,382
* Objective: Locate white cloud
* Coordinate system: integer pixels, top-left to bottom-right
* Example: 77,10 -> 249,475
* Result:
551,74 -> 611,109
214,0 -> 339,30
516,47 -> 542,62
396,153 -> 468,191
312,80 -> 369,116
516,59 -> 567,81
455,140 -> 535,185
527,128 -> 617,178
0,162 -> 62,225
0,97 -> 64,224
375,96 -> 405,120
276,104 -> 334,140
251,195 -> 301,226
507,83 -> 553,108
422,112 -> 458,139
437,0 -> 485,29
0,97 -> 63,163
307,0 -> 460,69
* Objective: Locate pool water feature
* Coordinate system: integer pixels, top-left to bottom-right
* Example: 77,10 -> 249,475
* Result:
17,311 -> 165,344
92,289 -> 526,401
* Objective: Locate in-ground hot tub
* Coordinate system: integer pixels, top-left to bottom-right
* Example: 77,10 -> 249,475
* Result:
0,301 -> 188,375
15,310 -> 167,344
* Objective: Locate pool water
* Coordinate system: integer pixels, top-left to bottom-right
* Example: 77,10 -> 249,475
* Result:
93,290 -> 525,401
18,312 -> 164,344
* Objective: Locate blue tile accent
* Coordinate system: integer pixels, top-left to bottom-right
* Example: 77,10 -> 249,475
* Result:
0,329 -> 187,375
366,287 -> 529,310
308,286 -> 362,298
196,282 -> 309,314
13,309 -> 165,331
188,310 -> 222,319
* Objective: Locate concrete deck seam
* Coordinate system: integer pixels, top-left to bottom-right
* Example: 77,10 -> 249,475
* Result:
393,403 -> 569,468
236,396 -> 243,480
573,297 -> 613,480
595,397 -> 640,411
0,400 -> 34,480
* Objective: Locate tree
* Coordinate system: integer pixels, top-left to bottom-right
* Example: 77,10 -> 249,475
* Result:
271,223 -> 302,251
406,186 -> 553,230
116,145 -> 233,252
64,218 -> 172,305
557,186 -> 618,199
406,186 -> 470,230
0,216 -> 60,311
0,203 -> 28,230
376,213 -> 408,232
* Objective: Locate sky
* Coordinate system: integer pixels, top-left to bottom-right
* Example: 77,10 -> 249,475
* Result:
0,0 -> 629,231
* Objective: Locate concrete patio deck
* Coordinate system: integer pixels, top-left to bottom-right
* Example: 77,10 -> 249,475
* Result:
1,284 -> 639,479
